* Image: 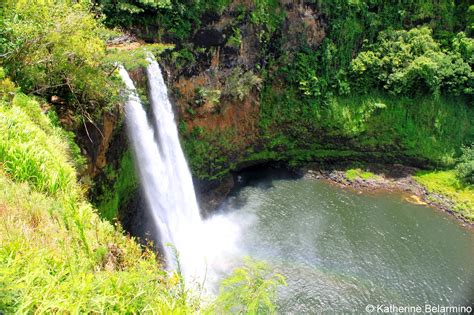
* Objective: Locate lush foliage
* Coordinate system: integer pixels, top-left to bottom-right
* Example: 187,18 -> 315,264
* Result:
1,0 -> 121,120
350,28 -> 473,96
96,150 -> 138,221
210,258 -> 286,314
455,145 -> 474,184
258,88 -> 473,168
414,170 -> 474,221
0,86 -> 196,312
96,0 -> 171,16
318,0 -> 470,79
98,0 -> 231,41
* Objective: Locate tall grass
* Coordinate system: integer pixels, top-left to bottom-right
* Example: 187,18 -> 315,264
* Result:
0,172 -> 196,313
414,170 -> 474,221
0,93 -> 195,313
326,93 -> 473,165
0,95 -> 77,197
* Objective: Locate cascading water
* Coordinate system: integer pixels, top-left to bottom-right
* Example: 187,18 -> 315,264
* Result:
118,59 -> 241,286
144,57 -> 206,277
118,65 -> 176,265
118,63 -> 205,280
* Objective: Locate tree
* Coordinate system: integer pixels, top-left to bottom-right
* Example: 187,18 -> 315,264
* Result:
349,27 -> 473,96
1,0 -> 121,119
456,145 -> 474,185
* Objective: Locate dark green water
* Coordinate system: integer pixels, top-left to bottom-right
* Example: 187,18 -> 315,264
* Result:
220,172 -> 474,313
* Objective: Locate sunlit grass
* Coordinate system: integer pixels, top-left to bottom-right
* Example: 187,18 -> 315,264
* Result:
345,168 -> 378,181
413,170 -> 474,221
0,95 -> 77,198
0,93 -> 195,313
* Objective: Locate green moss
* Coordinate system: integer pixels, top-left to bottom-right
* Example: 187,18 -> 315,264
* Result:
345,169 -> 377,181
97,150 -> 138,221
413,170 -> 474,221
182,126 -> 238,181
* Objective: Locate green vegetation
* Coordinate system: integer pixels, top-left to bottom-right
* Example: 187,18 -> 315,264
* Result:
195,87 -> 222,107
1,0 -> 120,120
414,170 -> 474,221
0,93 -> 77,196
211,258 -> 286,314
226,27 -> 242,49
108,43 -> 175,71
224,68 -> 262,101
350,28 -> 473,96
98,0 -> 231,41
259,90 -> 472,167
249,0 -> 284,46
455,145 -> 474,185
97,150 -> 138,221
182,126 -> 239,181
345,169 -> 377,181
0,172 -> 197,313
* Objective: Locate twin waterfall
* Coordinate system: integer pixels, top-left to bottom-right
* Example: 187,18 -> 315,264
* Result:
118,58 -> 209,281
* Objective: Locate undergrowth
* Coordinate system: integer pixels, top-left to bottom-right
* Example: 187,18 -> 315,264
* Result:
413,170 -> 474,222
97,150 -> 138,221
0,91 -> 196,313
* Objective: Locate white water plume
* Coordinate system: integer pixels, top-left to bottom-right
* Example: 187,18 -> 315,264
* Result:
119,59 -> 243,288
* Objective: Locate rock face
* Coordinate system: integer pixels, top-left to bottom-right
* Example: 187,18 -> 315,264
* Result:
80,1 -> 331,218
193,28 -> 226,47
283,2 -> 326,49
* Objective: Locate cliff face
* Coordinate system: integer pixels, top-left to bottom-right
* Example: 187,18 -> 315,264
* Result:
83,2 -> 329,212
167,1 -> 326,132
82,0 -> 473,219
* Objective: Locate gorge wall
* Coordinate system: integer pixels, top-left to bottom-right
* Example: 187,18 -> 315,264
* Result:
83,0 -> 473,220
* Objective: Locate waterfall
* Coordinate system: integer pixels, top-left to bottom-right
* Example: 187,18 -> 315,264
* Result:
118,59 -> 242,288
118,62 -> 207,281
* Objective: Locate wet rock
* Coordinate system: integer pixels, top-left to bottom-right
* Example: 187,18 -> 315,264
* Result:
195,174 -> 235,217
193,28 -> 226,47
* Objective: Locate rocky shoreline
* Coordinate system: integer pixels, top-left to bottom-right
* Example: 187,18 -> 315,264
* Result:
302,164 -> 473,229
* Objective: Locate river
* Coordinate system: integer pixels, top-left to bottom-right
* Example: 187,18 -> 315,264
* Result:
215,169 -> 474,313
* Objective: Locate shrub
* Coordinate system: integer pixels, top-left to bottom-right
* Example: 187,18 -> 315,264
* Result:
226,27 -> 242,49
455,145 -> 474,184
210,258 -> 286,314
1,0 -> 121,119
195,87 -> 222,106
349,27 -> 473,96
224,68 -> 262,101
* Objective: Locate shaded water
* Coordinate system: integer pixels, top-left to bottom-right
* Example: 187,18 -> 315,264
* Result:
218,170 -> 474,313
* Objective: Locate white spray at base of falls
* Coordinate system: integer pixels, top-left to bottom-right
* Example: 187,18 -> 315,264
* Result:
119,61 -> 243,287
